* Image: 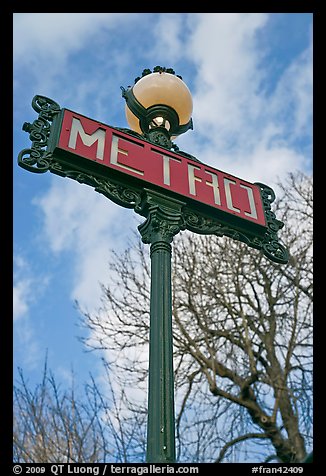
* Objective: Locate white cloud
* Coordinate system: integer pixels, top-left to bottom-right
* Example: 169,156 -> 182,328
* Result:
13,13 -> 126,64
15,320 -> 42,370
13,254 -> 34,321
13,253 -> 51,320
13,13 -> 142,114
186,14 -> 268,133
240,142 -> 307,185
13,279 -> 30,321
268,32 -> 313,143
13,254 -> 50,369
152,13 -> 185,61
34,176 -> 139,311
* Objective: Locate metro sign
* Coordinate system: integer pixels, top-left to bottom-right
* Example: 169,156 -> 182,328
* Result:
57,109 -> 266,230
18,95 -> 289,263
17,94 -> 289,467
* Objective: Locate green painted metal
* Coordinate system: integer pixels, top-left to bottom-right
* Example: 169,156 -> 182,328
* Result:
138,190 -> 186,463
146,241 -> 175,463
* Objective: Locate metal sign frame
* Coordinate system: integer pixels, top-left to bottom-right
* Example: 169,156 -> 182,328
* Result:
18,95 -> 288,265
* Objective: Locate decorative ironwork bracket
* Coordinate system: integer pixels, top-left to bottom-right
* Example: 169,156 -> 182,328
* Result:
182,194 -> 289,264
18,95 -> 61,174
137,189 -> 186,245
17,95 -> 289,264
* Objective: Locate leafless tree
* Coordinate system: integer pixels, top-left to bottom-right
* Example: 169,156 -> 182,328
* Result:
13,357 -> 146,463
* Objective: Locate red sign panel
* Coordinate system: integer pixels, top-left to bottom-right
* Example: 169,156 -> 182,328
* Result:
57,109 -> 266,228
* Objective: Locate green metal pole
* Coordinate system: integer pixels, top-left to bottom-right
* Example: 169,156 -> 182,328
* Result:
147,240 -> 175,462
138,189 -> 185,463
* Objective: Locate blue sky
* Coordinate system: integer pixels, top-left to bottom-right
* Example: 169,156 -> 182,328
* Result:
13,13 -> 313,410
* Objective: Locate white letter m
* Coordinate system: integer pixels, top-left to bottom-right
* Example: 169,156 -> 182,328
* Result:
68,117 -> 105,160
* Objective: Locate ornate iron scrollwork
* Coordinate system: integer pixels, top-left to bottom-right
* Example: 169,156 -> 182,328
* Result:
182,186 -> 289,265
50,161 -> 143,210
183,208 -> 262,248
18,95 -> 61,173
137,189 -> 186,245
255,183 -> 289,264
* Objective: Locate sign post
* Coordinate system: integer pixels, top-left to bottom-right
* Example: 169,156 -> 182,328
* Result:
138,190 -> 186,462
18,95 -> 289,463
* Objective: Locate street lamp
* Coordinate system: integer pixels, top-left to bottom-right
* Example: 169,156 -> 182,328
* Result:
121,66 -> 193,150
121,66 -> 194,463
18,66 -> 289,465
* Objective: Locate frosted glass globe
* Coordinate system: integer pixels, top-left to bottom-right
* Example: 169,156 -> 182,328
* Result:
125,72 -> 193,135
